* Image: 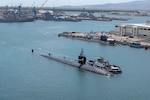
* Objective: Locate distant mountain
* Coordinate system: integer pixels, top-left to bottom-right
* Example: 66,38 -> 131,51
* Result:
62,0 -> 150,10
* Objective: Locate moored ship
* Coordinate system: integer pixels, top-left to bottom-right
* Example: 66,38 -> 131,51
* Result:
0,6 -> 35,23
129,42 -> 142,48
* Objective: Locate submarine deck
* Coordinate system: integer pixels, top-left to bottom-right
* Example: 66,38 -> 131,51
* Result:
41,54 -> 114,77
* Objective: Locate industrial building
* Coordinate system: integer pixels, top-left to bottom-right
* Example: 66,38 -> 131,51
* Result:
114,21 -> 150,37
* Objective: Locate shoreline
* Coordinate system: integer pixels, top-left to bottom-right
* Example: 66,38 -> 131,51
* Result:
58,31 -> 150,50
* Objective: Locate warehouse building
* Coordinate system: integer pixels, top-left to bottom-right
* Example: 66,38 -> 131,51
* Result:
114,22 -> 150,37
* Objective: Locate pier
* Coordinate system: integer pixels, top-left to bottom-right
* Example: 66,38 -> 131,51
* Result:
58,31 -> 150,49
0,6 -> 132,22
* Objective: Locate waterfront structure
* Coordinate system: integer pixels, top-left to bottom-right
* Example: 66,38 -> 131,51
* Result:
114,21 -> 150,37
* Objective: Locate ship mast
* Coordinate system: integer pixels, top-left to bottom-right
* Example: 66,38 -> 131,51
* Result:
80,48 -> 84,56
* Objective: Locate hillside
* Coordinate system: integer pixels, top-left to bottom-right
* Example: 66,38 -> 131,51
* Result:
62,0 -> 150,10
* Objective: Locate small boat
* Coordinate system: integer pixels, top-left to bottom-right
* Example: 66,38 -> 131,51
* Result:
89,56 -> 122,74
100,35 -> 116,45
105,65 -> 122,74
129,42 -> 142,48
107,38 -> 116,45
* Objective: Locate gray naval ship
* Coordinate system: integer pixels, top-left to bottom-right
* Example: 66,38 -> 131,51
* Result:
38,11 -> 81,22
0,6 -> 35,22
41,49 -> 122,76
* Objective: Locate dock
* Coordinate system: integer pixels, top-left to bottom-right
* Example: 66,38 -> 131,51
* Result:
58,31 -> 150,49
41,54 -> 114,77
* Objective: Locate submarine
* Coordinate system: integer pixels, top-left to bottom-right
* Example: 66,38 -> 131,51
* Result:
41,49 -> 116,76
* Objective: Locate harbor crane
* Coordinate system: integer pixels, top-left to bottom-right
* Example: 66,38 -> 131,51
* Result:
41,0 -> 48,8
31,2 -> 35,7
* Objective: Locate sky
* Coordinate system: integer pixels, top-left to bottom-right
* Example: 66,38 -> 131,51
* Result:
1,0 -> 138,7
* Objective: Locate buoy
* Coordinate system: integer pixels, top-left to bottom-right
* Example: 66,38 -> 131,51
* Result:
32,49 -> 34,53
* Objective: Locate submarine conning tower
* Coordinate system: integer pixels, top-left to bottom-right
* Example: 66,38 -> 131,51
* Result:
78,49 -> 86,65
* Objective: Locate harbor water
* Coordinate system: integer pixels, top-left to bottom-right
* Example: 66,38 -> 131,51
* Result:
0,15 -> 150,100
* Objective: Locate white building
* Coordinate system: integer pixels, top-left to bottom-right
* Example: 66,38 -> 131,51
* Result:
114,22 -> 150,37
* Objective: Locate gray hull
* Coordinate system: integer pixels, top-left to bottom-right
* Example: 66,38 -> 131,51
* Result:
41,54 -> 114,77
